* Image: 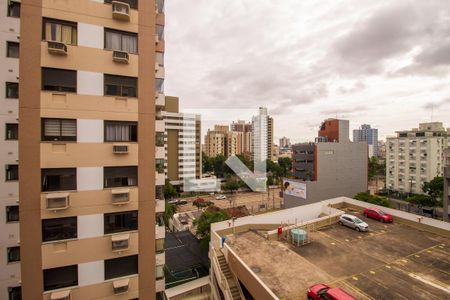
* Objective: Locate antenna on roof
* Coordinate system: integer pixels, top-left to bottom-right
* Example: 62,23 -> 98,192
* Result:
431,104 -> 434,122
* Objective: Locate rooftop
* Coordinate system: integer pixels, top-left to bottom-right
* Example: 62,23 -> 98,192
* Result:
225,207 -> 450,300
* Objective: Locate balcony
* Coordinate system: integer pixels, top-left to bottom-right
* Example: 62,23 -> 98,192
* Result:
156,224 -> 165,239
156,199 -> 165,213
156,251 -> 165,266
155,119 -> 165,132
155,92 -> 165,107
155,63 -> 165,79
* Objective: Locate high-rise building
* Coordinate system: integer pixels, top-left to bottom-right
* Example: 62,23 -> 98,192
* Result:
279,136 -> 291,149
204,125 -> 228,158
164,96 -> 201,186
252,107 -> 273,161
231,120 -> 252,155
353,124 -> 379,157
386,122 -> 448,195
444,147 -> 449,222
1,1 -> 21,299
317,118 -> 349,143
18,1 -> 166,298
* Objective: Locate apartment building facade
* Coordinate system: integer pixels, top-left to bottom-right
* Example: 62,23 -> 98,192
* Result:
353,124 -> 379,157
279,136 -> 290,149
317,118 -> 349,143
231,120 -> 252,156
1,1 -> 21,299
252,107 -> 274,162
444,148 -> 449,221
19,0 -> 166,299
164,96 -> 201,185
386,122 -> 448,195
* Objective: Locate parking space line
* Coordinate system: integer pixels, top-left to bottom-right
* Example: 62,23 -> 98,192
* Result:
408,273 -> 450,294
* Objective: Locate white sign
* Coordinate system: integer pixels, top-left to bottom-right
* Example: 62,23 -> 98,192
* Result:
283,180 -> 307,199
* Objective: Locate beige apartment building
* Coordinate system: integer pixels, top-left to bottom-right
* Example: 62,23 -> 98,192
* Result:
204,125 -> 245,158
18,0 -> 166,299
164,96 -> 201,185
386,122 -> 448,195
1,2 -> 21,299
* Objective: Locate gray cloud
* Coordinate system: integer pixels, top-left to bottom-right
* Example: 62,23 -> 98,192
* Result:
423,97 -> 450,110
320,106 -> 369,116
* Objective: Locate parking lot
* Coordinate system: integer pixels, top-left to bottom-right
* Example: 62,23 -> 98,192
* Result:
227,208 -> 450,299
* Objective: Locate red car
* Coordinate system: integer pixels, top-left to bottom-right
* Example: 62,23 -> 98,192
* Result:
307,284 -> 356,300
363,207 -> 393,223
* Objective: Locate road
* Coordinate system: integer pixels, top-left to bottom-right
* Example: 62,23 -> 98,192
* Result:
175,189 -> 284,213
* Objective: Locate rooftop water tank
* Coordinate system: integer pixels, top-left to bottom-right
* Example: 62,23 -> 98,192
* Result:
291,228 -> 307,243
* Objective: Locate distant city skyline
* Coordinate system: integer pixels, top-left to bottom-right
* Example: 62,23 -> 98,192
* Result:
166,0 -> 450,142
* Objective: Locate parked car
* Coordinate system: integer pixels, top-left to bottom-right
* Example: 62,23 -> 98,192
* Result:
307,283 -> 356,300
215,194 -> 227,200
167,199 -> 188,206
177,199 -> 188,205
339,214 -> 369,232
363,207 -> 393,223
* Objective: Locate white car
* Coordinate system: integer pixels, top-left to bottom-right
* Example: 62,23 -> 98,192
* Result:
215,195 -> 227,200
339,214 -> 369,232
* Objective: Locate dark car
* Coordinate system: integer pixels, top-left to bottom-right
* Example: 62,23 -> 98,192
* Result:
363,207 -> 393,223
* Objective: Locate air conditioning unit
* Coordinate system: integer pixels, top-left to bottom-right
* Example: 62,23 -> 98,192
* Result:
113,144 -> 128,154
113,278 -> 130,294
113,50 -> 129,64
46,193 -> 70,211
112,233 -> 130,252
47,41 -> 67,55
50,290 -> 71,300
112,1 -> 130,21
111,188 -> 130,205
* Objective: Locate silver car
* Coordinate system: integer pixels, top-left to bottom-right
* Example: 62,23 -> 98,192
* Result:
339,214 -> 369,232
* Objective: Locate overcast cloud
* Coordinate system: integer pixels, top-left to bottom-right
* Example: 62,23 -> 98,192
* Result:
165,0 -> 450,143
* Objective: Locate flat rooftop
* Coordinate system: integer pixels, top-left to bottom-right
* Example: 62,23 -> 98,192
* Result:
226,208 -> 450,300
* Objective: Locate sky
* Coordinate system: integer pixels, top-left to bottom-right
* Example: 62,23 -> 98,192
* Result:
164,0 -> 450,144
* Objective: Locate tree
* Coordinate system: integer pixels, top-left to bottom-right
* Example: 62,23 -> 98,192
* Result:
164,202 -> 177,225
406,194 -> 436,207
193,198 -> 212,210
223,176 -> 240,193
202,152 -> 214,173
368,156 -> 384,181
278,157 -> 292,178
354,192 -> 391,207
422,176 -> 443,204
194,210 -> 229,248
164,180 -> 177,199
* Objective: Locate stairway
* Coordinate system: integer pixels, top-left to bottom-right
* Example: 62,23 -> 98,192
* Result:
216,251 -> 243,300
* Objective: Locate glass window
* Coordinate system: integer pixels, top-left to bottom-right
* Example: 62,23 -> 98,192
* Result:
155,25 -> 164,41
42,118 -> 77,142
43,265 -> 78,291
156,132 -> 164,147
156,0 -> 164,14
7,1 -> 20,18
104,210 -> 138,234
5,123 -> 18,140
7,42 -> 19,58
156,52 -> 164,67
156,238 -> 164,253
104,0 -> 138,9
42,68 -> 77,92
104,74 -> 137,97
6,206 -> 19,222
104,166 -> 137,188
104,121 -> 137,142
42,217 -> 77,242
104,255 -> 138,280
156,159 -> 164,174
105,28 -> 138,54
8,286 -> 21,300
7,246 -> 20,263
6,164 -> 18,181
41,168 -> 77,192
6,82 -> 18,98
155,78 -> 164,93
43,18 -> 77,45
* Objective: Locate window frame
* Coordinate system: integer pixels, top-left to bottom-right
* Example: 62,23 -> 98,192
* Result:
42,67 -> 77,93
104,255 -> 138,280
6,41 -> 19,58
43,265 -> 78,291
5,164 -> 18,181
41,118 -> 77,142
41,168 -> 77,192
6,205 -> 19,223
7,1 -> 20,18
8,286 -> 21,300
5,123 -> 18,140
104,28 -> 138,54
104,210 -> 138,234
104,120 -> 138,142
7,246 -> 20,263
42,216 -> 77,243
104,74 -> 137,98
42,18 -> 78,45
104,166 -> 138,188
5,82 -> 19,99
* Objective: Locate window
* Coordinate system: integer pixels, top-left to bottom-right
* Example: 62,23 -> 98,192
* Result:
41,168 -> 77,192
7,42 -> 19,58
104,166 -> 137,188
7,1 -> 20,18
43,18 -> 77,45
156,238 -> 164,253
8,286 -> 21,300
104,121 -> 137,142
156,159 -> 164,174
104,0 -> 138,9
42,118 -> 76,141
6,82 -> 18,98
105,255 -> 138,280
5,124 -> 18,140
104,74 -> 137,97
105,28 -> 137,54
6,206 -> 19,222
104,210 -> 138,234
156,132 -> 164,146
155,24 -> 164,41
7,246 -> 20,263
43,265 -> 78,291
156,0 -> 164,13
42,217 -> 77,242
42,68 -> 77,92
155,78 -> 164,93
6,164 -> 18,181
156,52 -> 164,67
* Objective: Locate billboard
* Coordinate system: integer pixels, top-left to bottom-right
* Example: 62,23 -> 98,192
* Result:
283,180 -> 307,199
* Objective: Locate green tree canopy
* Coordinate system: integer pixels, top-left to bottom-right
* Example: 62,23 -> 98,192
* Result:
194,210 -> 230,248
406,194 -> 437,207
422,176 -> 443,203
164,202 -> 177,225
354,192 -> 391,207
164,180 -> 177,199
